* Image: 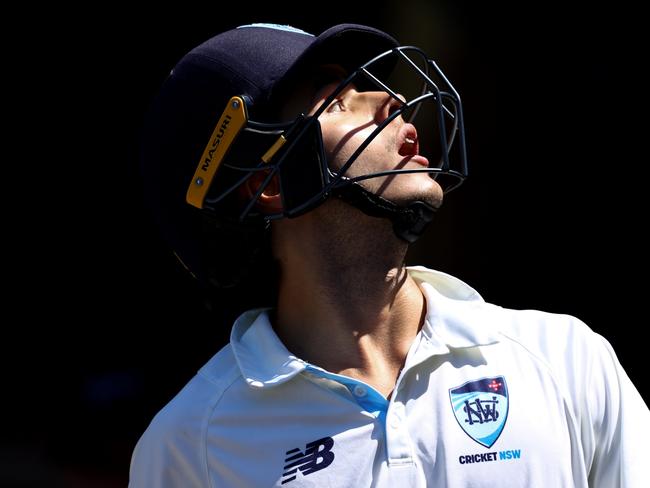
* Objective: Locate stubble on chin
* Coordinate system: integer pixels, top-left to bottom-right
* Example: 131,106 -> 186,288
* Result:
364,174 -> 444,210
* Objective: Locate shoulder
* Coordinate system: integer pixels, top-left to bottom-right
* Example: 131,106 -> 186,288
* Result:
483,303 -> 650,484
481,303 -> 640,419
144,344 -> 241,441
129,344 -> 242,487
486,303 -> 608,382
490,305 -> 598,361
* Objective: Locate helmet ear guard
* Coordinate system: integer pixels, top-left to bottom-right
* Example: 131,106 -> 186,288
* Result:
276,118 -> 329,218
186,97 -> 331,221
182,105 -> 330,289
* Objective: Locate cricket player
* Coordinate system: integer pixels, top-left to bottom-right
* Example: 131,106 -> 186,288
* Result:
130,22 -> 649,487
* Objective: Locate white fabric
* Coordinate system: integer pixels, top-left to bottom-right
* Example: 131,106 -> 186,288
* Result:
129,266 -> 649,487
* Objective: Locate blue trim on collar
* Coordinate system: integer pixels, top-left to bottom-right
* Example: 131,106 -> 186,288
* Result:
305,365 -> 388,419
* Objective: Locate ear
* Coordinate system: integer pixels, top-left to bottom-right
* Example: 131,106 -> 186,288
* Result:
240,169 -> 283,214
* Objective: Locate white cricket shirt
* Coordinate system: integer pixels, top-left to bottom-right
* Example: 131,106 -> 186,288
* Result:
129,266 -> 650,487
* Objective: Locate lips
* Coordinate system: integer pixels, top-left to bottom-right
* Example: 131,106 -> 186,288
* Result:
397,123 -> 429,167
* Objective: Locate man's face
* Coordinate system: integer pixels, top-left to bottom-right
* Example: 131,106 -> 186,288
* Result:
306,67 -> 443,209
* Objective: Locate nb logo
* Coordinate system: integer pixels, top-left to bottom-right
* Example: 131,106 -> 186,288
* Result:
281,437 -> 335,484
463,396 -> 500,425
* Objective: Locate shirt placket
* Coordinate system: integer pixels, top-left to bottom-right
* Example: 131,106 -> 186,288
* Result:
304,365 -> 418,465
385,400 -> 414,464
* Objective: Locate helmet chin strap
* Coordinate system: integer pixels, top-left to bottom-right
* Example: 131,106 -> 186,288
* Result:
331,181 -> 437,243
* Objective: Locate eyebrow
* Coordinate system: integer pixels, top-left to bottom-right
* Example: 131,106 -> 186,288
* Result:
309,81 -> 340,109
308,66 -> 348,108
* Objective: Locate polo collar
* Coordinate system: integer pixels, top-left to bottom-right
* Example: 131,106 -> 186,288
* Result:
230,266 -> 501,388
230,308 -> 307,388
408,266 -> 501,349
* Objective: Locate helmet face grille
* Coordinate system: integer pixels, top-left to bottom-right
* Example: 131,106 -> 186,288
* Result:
317,46 -> 468,196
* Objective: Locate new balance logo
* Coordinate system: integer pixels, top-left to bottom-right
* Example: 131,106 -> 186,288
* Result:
281,437 -> 335,484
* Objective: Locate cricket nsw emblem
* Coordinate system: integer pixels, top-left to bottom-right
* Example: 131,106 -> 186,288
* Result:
449,376 -> 508,448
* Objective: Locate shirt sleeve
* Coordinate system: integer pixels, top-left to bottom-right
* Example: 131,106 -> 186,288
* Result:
583,332 -> 650,488
128,392 -> 209,488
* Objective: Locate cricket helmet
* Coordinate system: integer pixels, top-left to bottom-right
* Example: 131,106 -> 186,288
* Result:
140,23 -> 467,287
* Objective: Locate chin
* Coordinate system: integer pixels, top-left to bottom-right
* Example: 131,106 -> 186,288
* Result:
386,179 -> 444,209
417,193 -> 444,209
357,172 -> 444,208
387,189 -> 443,209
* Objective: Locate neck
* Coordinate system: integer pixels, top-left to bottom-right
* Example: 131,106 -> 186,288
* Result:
270,199 -> 427,396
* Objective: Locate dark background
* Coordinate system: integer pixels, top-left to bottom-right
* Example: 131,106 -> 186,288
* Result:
7,1 -> 646,486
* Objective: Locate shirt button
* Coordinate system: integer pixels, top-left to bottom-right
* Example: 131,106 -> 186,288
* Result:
353,385 -> 367,397
390,417 -> 400,429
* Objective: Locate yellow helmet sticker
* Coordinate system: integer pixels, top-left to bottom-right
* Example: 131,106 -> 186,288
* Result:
186,96 -> 247,209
